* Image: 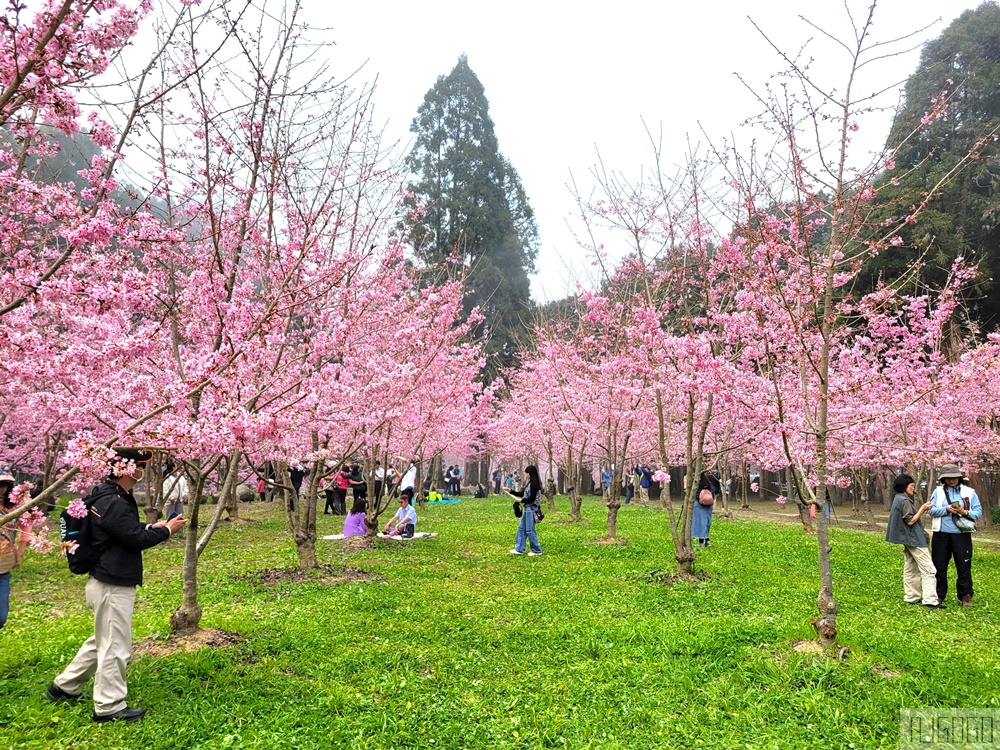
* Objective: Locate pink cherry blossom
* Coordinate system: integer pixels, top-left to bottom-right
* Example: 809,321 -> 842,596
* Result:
66,499 -> 89,519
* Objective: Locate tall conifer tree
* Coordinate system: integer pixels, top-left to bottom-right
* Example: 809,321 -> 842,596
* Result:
865,3 -> 1000,329
405,55 -> 539,373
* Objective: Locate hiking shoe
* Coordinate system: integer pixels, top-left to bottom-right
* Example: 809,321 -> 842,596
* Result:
93,707 -> 146,723
509,549 -> 523,555
44,683 -> 80,703
960,595 -> 973,607
527,551 -> 543,557
924,603 -> 946,609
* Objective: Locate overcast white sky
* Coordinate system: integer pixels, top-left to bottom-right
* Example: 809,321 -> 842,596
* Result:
310,0 -> 981,301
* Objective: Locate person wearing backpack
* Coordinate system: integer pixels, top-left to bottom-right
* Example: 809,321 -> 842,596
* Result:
46,449 -> 186,723
693,468 -> 720,548
927,463 -> 982,607
0,466 -> 30,630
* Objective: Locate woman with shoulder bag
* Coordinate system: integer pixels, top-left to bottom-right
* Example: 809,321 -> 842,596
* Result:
927,464 -> 981,607
693,468 -> 720,548
507,465 -> 543,556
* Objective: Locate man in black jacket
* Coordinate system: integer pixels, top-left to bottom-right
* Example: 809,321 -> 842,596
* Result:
46,449 -> 186,723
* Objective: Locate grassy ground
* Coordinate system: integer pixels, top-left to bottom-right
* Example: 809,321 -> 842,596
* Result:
2,495 -> 998,749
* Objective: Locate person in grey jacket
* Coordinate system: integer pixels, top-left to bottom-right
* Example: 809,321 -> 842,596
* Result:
885,473 -> 941,609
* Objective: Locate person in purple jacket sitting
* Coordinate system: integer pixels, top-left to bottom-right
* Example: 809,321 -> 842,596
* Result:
343,497 -> 368,537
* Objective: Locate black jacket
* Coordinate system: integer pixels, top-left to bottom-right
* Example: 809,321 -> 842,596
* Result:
89,480 -> 170,586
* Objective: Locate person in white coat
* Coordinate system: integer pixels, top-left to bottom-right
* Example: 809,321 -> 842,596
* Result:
162,461 -> 188,520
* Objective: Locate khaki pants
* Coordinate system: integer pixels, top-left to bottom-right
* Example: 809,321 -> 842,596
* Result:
902,545 -> 938,605
54,577 -> 136,716
638,484 -> 650,505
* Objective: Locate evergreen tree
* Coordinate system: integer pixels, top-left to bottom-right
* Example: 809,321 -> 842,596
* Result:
864,2 -> 1000,329
404,55 -> 539,372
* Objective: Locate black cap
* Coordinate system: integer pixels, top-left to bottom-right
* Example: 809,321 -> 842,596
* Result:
112,448 -> 154,465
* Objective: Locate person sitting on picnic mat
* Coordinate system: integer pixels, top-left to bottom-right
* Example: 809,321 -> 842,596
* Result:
383,488 -> 417,538
343,497 -> 368,538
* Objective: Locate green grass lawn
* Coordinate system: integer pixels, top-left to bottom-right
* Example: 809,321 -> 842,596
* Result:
2,496 -> 998,749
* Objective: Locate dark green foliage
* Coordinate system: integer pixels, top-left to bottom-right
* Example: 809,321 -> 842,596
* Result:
404,56 -> 539,373
865,2 -> 1000,328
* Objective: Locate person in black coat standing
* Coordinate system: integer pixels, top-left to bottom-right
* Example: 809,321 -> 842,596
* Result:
46,449 -> 186,723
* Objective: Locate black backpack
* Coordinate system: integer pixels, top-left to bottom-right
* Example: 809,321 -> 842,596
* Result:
59,488 -> 102,575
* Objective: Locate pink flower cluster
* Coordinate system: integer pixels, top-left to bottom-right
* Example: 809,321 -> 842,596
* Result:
66,499 -> 89,519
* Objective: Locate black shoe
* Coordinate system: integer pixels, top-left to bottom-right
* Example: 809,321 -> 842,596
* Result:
904,600 -> 921,605
923,603 -> 946,609
93,707 -> 146,723
44,683 -> 80,703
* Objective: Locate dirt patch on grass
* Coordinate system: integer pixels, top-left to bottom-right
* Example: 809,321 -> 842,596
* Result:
218,517 -> 255,526
872,664 -> 901,678
789,640 -> 851,660
236,564 -> 383,586
791,640 -> 825,655
337,535 -> 376,552
133,628 -> 243,658
591,537 -> 628,546
639,569 -> 711,586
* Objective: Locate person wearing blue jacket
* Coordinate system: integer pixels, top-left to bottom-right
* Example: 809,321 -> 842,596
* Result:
927,464 -> 981,607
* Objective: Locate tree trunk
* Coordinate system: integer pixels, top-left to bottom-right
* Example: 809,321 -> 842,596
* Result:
223,465 -> 239,520
171,469 -> 205,635
566,444 -> 584,523
740,460 -> 749,509
415,455 -> 425,508
859,470 -> 879,528
877,470 -> 893,510
170,453 -> 232,634
605,495 -> 620,539
544,477 -> 557,513
813,501 -> 838,648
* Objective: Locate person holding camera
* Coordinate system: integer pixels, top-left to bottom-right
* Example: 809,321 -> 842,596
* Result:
46,449 -> 186,723
927,463 -> 981,607
507,465 -> 543,556
885,473 -> 940,608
